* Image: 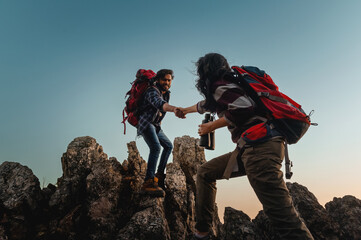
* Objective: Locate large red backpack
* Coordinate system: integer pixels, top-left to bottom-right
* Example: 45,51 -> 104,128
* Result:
232,66 -> 316,178
122,69 -> 156,134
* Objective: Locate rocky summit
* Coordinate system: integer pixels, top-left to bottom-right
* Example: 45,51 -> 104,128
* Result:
0,136 -> 360,240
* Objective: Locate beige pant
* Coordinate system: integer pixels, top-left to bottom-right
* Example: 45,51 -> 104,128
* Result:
195,138 -> 313,240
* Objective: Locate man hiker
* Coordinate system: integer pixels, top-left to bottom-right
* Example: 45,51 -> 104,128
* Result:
138,69 -> 184,196
179,53 -> 314,240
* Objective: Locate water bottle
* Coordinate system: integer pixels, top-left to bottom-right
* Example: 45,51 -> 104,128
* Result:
199,113 -> 215,150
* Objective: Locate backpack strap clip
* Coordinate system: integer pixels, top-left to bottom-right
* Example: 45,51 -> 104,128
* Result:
258,92 -> 289,105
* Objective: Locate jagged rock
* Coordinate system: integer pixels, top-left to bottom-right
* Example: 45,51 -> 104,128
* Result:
0,162 -> 42,213
0,199 -> 9,240
0,227 -> 7,240
121,141 -> 147,192
125,142 -> 147,177
165,163 -> 187,239
171,136 -> 222,239
49,137 -> 108,214
117,197 -> 170,240
46,137 -> 99,238
165,163 -> 188,212
0,161 -> 43,240
42,183 -> 56,203
1,136 -> 360,240
286,182 -> 340,239
325,195 -> 361,239
172,136 -> 206,192
116,141 -> 148,230
250,183 -> 342,239
252,210 -> 279,240
47,136 -> 125,239
222,207 -> 261,240
61,136 -> 108,178
164,162 -> 190,240
85,156 -> 123,239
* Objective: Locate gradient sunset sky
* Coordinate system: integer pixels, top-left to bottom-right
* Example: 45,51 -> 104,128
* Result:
1,0 -> 360,219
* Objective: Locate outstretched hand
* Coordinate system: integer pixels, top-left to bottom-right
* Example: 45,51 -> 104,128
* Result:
174,107 -> 186,119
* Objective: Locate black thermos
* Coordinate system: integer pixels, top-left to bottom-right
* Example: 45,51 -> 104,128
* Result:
199,113 -> 215,150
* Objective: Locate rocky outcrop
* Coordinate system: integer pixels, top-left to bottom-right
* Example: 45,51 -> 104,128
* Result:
325,195 -> 361,239
0,162 -> 43,240
169,136 -> 222,239
222,207 -> 261,240
0,136 -> 360,240
287,182 -> 341,239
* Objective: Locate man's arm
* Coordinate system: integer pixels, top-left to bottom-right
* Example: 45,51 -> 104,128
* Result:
145,88 -> 168,110
162,103 -> 177,112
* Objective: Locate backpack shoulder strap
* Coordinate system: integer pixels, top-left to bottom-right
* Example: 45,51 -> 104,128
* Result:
231,68 -> 270,116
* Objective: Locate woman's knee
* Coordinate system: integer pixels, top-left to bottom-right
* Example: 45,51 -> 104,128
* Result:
197,164 -> 207,178
197,164 -> 215,182
197,153 -> 232,181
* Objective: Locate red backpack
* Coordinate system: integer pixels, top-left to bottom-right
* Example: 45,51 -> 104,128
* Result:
232,66 -> 316,178
122,69 -> 156,134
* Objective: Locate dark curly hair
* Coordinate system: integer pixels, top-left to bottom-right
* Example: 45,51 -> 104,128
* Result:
195,53 -> 232,112
154,69 -> 174,81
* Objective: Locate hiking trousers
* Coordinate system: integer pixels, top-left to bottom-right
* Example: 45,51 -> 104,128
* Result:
142,124 -> 173,180
195,138 -> 314,240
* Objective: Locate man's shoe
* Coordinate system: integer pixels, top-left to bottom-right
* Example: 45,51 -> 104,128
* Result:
141,177 -> 165,197
155,172 -> 166,190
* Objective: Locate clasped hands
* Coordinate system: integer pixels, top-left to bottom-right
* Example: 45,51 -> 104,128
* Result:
173,107 -> 187,119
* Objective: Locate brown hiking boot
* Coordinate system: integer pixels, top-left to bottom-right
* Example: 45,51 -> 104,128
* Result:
155,172 -> 166,190
141,177 -> 165,197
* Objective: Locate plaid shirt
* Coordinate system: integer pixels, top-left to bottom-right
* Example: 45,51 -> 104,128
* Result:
137,86 -> 170,135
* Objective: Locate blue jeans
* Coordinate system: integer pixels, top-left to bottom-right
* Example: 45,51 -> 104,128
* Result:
142,124 -> 173,180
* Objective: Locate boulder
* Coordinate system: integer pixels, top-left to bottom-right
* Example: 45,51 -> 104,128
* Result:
0,161 -> 43,240
222,207 -> 261,240
325,195 -> 361,239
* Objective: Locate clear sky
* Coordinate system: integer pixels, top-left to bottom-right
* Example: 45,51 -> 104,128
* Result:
1,0 -> 361,219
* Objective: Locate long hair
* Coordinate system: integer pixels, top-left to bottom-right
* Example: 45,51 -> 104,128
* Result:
195,53 -> 232,112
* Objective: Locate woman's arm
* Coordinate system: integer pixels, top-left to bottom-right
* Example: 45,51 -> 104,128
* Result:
198,117 -> 229,135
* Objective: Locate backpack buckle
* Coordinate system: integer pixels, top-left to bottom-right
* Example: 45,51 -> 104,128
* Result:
258,92 -> 270,97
